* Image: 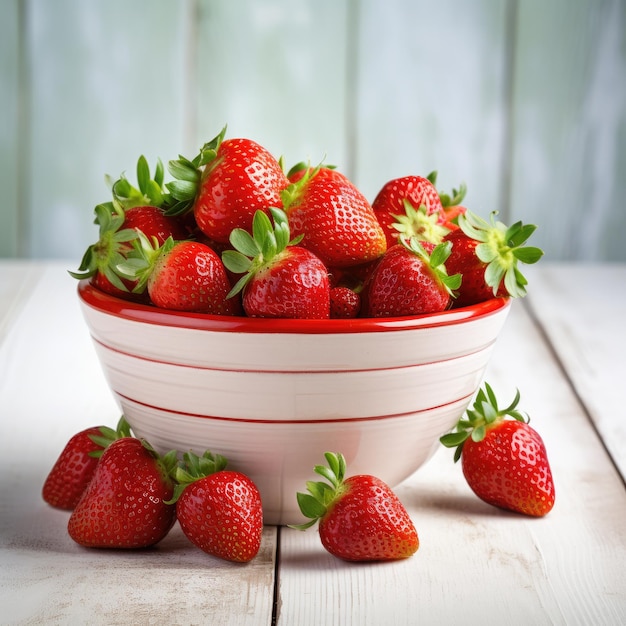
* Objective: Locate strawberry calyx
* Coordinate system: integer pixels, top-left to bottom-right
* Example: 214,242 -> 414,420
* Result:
68,203 -> 139,292
392,200 -> 450,245
440,382 -> 528,462
165,125 -> 227,216
166,450 -> 229,504
458,210 -> 544,298
399,237 -> 462,296
108,155 -> 168,211
222,207 -> 304,298
87,415 -> 134,459
280,163 -> 323,211
427,170 -> 467,208
116,232 -> 176,294
290,451 -> 348,530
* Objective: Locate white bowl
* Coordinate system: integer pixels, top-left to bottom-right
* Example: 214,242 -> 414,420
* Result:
78,281 -> 511,525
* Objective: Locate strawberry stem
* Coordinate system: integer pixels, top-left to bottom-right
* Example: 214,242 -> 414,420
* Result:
222,207 -> 303,298
440,382 -> 529,462
399,237 -> 462,295
289,452 -> 348,531
458,210 -> 544,298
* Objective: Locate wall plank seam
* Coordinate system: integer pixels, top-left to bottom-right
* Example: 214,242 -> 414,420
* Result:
499,0 -> 519,226
16,0 -> 31,258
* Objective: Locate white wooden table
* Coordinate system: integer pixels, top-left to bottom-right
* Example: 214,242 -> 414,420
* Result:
1,260 -> 625,625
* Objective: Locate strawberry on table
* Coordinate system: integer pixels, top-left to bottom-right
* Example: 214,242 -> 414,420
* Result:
281,165 -> 387,268
118,234 -> 240,314
166,126 -> 289,244
222,207 -> 330,319
291,452 -> 419,561
42,417 -> 131,510
444,210 -> 543,307
440,383 -> 555,517
67,438 -> 178,548
363,238 -> 461,317
169,451 -> 263,563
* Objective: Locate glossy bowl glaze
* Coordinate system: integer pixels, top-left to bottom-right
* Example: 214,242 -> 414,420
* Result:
78,281 -> 511,525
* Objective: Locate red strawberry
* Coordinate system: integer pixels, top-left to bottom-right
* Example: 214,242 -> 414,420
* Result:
42,417 -> 131,510
363,239 -> 461,317
327,260 -> 378,291
170,451 -> 263,563
121,205 -> 189,243
444,210 -> 543,308
222,208 -> 330,319
330,286 -> 361,318
166,126 -> 289,244
67,438 -> 177,548
291,452 -> 419,561
372,172 -> 446,248
281,166 -> 387,268
440,383 -> 555,517
118,235 -> 240,314
70,157 -> 184,298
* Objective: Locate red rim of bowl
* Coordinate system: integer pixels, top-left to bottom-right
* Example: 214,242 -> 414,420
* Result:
77,280 -> 510,334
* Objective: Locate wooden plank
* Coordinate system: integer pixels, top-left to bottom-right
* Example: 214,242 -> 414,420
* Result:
24,0 -> 189,261
193,0 -> 351,175
353,0 -> 511,210
276,299 -> 626,625
0,263 -> 278,625
509,0 -> 626,261
524,263 -> 626,482
0,0 -> 21,257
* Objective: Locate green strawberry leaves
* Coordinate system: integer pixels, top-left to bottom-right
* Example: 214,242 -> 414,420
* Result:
87,415 -> 133,459
166,450 -> 229,505
110,155 -> 167,210
459,210 -> 544,298
440,382 -> 529,462
68,203 -> 139,291
399,237 -> 462,295
165,126 -> 227,216
222,207 -> 303,298
391,200 -> 450,245
290,452 -> 348,530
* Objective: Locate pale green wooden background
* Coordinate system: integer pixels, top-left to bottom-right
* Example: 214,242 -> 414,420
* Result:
1,0 -> 625,262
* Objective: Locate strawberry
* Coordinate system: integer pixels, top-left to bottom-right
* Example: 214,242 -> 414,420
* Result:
70,156 -> 187,298
118,234 -> 240,314
169,451 -> 263,563
444,210 -> 543,307
222,207 -> 330,319
372,172 -> 446,248
291,452 -> 419,561
327,260 -> 378,291
67,438 -> 178,548
69,203 -> 141,297
42,417 -> 132,510
281,165 -> 387,268
440,383 -> 555,517
166,126 -> 289,244
330,286 -> 361,318
363,238 -> 461,317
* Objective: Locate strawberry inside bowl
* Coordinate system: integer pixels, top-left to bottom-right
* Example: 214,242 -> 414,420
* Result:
78,280 -> 511,526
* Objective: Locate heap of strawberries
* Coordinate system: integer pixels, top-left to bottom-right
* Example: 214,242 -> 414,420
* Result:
70,126 -> 543,319
49,127 -> 555,563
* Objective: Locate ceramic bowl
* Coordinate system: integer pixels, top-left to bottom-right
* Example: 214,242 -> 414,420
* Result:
78,281 -> 511,525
